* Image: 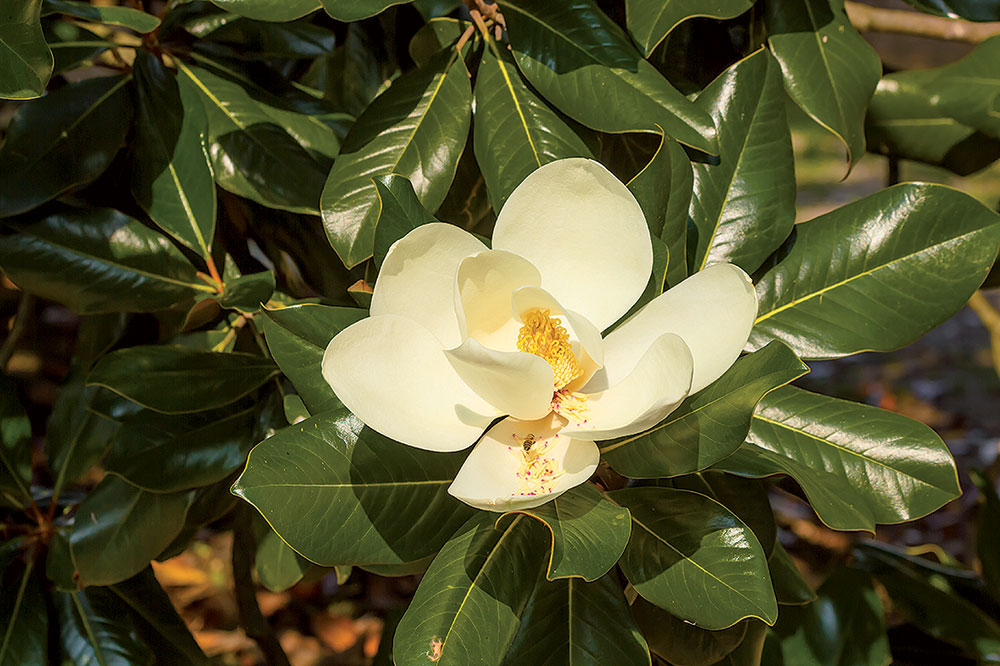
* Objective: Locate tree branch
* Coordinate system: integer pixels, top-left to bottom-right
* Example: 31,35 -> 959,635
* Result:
845,1 -> 1000,43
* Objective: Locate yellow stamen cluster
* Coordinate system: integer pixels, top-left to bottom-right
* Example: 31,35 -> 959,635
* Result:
510,432 -> 565,496
516,309 -> 583,390
551,389 -> 588,424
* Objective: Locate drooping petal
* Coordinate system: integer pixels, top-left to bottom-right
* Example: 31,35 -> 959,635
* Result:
455,249 -> 541,350
511,285 -> 604,388
447,416 -> 599,512
590,263 -> 757,395
444,337 -> 554,421
562,333 -> 693,441
371,223 -> 486,347
492,158 -> 652,332
322,314 -> 497,452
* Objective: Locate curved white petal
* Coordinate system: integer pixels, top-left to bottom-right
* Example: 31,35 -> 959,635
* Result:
591,263 -> 757,395
372,223 -> 486,347
562,333 -> 693,441
447,416 -> 599,512
492,158 -> 652,332
511,285 -> 605,387
322,315 -> 497,452
455,249 -> 541,351
444,338 -> 554,421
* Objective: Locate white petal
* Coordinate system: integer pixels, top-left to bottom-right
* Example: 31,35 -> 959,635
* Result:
562,333 -> 693,441
455,249 -> 541,351
322,314 -> 497,452
492,158 -> 653,332
511,285 -> 605,387
447,416 -> 599,512
444,338 -> 554,421
372,223 -> 486,347
591,263 -> 757,395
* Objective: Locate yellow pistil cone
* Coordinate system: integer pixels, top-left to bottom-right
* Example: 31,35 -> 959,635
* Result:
516,308 -> 583,390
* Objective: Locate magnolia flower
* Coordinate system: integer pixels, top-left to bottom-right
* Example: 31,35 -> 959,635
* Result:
322,159 -> 757,512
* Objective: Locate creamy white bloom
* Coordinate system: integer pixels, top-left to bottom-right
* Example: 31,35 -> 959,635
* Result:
322,158 -> 758,512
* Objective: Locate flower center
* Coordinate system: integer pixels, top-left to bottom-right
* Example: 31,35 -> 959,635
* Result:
516,308 -> 583,390
510,432 -> 565,496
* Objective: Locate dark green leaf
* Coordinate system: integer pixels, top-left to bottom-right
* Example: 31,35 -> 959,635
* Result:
766,0 -> 881,168
971,469 -> 1000,599
46,528 -> 77,591
43,0 -> 159,31
612,486 -> 777,629
771,567 -> 890,666
320,0 -> 407,21
0,0 -> 52,99
0,376 -> 31,507
409,17 -> 468,66
0,555 -> 47,666
259,303 -> 367,414
626,0 -> 754,57
132,52 -> 217,260
43,20 -> 113,75
47,372 -> 119,499
70,475 -> 194,586
253,514 -> 312,592
105,403 -> 257,493
501,0 -> 718,154
208,0 -> 320,21
474,40 -> 593,213
0,75 -> 132,216
372,175 -> 438,270
504,572 -> 651,666
178,62 -> 338,214
769,542 -> 816,606
716,386 -> 961,531
626,130 -> 692,288
632,595 -> 747,665
219,270 -> 275,313
602,341 -> 807,478
203,16 -> 336,58
749,183 -> 1000,358
72,312 -> 129,367
711,621 -> 767,666
233,409 -> 476,565
691,48 -> 795,275
901,0 -> 1000,20
87,346 -> 277,414
0,208 -> 208,313
392,513 -> 547,666
301,22 -> 381,116
672,472 -> 777,557
56,588 -> 153,666
500,482 -> 630,582
321,49 -> 472,267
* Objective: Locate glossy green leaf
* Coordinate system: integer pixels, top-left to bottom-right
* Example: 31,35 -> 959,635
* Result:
321,49 -> 472,267
409,17 -> 468,66
611,486 -> 777,629
393,513 -> 547,666
320,0 -> 407,20
901,0 -> 1000,20
691,48 -> 795,275
501,0 -> 718,154
372,175 -> 438,270
202,16 -> 336,58
474,40 -> 593,213
626,130 -> 692,288
500,482 -> 631,582
971,470 -> 1000,599
47,373 -> 119,499
0,556 -> 47,666
302,22 -> 381,116
716,386 -> 961,531
749,183 -> 1000,358
0,376 -> 31,507
178,62 -> 337,214
626,0 -> 754,57
0,0 -> 52,99
70,475 -> 194,587
87,346 -> 277,414
105,403 -> 257,493
132,52 -> 217,260
504,572 -> 651,666
0,207 -> 211,313
43,0 -> 160,32
209,0 -> 320,21
109,568 -> 209,665
766,0 -> 881,168
672,472 -> 777,557
259,303 -> 367,414
601,341 -> 808,478
219,270 -> 275,313
865,76 -> 1000,176
769,542 -> 816,606
56,588 -> 153,666
233,409 -> 476,565
0,75 -> 131,217
632,596 -> 747,665
772,567 -> 890,666
712,621 -> 768,666
43,20 -> 113,75
253,514 -> 312,592
47,529 -> 77,592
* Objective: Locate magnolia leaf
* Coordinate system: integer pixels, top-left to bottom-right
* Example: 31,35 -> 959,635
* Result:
632,596 -> 747,665
0,555 -> 47,666
0,0 -> 52,99
43,0 -> 160,32
372,175 -> 438,271
625,0 -> 754,57
55,588 -> 153,666
209,0 -> 321,21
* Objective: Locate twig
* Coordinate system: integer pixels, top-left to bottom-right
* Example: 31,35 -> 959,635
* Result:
0,293 -> 33,371
232,505 -> 291,666
845,1 -> 1000,43
968,290 -> 1000,379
